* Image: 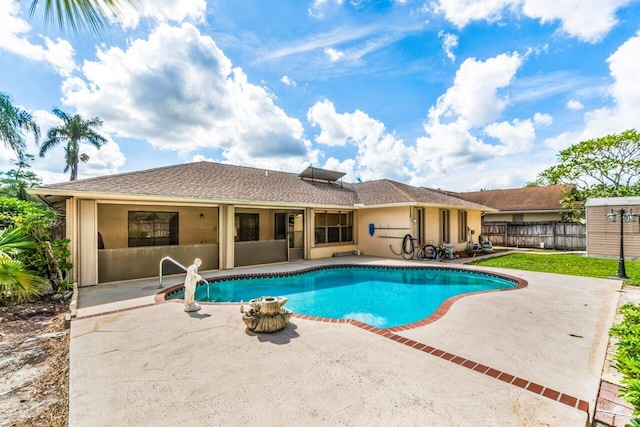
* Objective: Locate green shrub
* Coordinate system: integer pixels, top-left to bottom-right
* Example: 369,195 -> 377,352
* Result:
0,197 -> 71,290
610,303 -> 640,422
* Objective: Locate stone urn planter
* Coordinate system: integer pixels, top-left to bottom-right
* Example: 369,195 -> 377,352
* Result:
242,296 -> 292,333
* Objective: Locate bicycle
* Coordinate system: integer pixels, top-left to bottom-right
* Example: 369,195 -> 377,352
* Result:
416,242 -> 438,260
417,242 -> 457,260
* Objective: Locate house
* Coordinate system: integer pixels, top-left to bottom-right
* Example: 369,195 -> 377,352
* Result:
452,185 -> 575,223
585,197 -> 640,259
450,185 -> 585,250
29,161 -> 494,287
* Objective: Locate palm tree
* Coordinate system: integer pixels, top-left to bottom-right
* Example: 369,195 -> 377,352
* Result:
0,228 -> 48,301
0,92 -> 40,161
27,0 -> 135,34
39,108 -> 108,181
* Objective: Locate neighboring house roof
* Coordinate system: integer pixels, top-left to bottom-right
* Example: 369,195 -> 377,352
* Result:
30,161 -> 494,211
450,185 -> 573,212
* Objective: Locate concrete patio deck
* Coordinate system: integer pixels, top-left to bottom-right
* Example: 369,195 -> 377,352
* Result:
69,256 -> 622,426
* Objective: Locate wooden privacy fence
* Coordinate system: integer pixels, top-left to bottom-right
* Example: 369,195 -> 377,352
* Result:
481,221 -> 586,250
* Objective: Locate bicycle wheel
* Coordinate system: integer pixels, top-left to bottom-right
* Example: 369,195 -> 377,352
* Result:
422,244 -> 437,259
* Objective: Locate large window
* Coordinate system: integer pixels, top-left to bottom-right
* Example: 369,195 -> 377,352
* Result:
458,210 -> 467,243
128,211 -> 179,247
315,211 -> 353,244
440,209 -> 450,243
235,213 -> 259,242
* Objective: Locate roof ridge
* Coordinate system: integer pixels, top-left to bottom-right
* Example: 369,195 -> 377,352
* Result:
383,179 -> 419,202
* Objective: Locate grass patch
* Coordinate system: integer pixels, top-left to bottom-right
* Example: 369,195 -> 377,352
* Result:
468,253 -> 640,280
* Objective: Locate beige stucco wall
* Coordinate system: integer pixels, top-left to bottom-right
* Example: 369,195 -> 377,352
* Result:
357,206 -> 411,258
354,206 -> 481,256
97,204 -> 219,249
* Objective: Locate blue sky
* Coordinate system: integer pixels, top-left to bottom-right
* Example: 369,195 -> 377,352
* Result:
1,0 -> 639,191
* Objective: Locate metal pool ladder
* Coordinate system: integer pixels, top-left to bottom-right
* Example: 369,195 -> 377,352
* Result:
158,256 -> 188,289
158,257 -> 211,300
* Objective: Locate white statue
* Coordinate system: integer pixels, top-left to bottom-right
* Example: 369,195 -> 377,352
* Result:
184,258 -> 203,312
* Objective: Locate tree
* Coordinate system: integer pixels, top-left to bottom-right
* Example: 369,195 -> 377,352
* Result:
0,92 -> 40,161
537,129 -> 640,214
39,108 -> 108,181
27,0 -> 135,34
0,155 -> 42,201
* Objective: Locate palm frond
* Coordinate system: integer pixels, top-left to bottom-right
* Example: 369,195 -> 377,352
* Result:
0,92 -> 39,158
29,0 -> 135,35
0,228 -> 39,260
0,258 -> 49,301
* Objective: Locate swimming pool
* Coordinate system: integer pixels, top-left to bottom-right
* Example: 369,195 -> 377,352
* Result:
166,265 -> 518,328
165,265 -> 521,328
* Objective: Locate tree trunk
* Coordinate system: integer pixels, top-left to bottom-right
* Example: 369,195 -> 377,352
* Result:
70,162 -> 78,181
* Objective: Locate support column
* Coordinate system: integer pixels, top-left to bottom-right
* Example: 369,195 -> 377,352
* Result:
219,205 -> 235,269
66,197 -> 78,284
78,200 -> 98,286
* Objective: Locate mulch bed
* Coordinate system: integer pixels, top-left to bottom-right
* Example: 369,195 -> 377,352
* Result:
0,298 -> 69,427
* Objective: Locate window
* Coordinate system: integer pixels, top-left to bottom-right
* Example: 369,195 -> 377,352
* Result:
513,214 -> 524,223
274,213 -> 286,240
458,211 -> 467,243
235,213 -> 259,242
440,209 -> 450,243
128,211 -> 178,247
315,211 -> 353,244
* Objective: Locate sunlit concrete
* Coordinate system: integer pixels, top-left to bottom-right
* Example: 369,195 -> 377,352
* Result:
69,255 -> 620,426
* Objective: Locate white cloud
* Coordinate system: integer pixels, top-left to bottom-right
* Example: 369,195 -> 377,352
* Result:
431,52 -> 523,126
542,29 -> 640,153
566,100 -> 584,110
61,23 -> 312,169
280,75 -> 297,87
307,100 -> 411,182
116,0 -> 207,29
325,47 -> 345,62
581,30 -> 640,137
483,118 -> 536,155
0,0 -> 76,77
309,0 -> 344,18
522,0 -> 632,43
435,0 -> 632,42
407,51 -> 554,186
434,0 -> 515,28
438,31 -> 458,62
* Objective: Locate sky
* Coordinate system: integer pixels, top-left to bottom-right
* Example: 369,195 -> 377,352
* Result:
1,0 -> 639,191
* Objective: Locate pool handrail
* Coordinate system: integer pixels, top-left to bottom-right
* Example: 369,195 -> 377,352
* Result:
158,256 -> 188,289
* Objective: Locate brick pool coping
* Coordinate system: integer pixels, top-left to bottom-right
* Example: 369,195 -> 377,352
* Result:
79,265 -> 589,416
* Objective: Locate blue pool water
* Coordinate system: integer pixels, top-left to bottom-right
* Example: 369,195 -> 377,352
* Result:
166,266 -> 518,328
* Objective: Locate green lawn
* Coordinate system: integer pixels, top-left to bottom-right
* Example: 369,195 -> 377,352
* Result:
468,253 -> 640,282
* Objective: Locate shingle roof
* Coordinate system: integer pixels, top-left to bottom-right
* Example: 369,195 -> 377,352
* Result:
32,161 -> 492,210
37,162 -> 357,206
354,179 -> 492,210
452,185 -> 573,211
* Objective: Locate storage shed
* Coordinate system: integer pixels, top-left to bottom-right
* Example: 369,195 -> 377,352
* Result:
586,197 -> 640,259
